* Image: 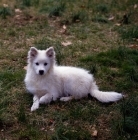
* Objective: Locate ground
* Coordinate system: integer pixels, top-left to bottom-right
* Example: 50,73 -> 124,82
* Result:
0,0 -> 138,140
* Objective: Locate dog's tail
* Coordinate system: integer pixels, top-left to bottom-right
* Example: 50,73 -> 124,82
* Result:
90,83 -> 123,103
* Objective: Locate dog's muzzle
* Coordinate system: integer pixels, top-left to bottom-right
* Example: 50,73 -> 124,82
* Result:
39,70 -> 44,75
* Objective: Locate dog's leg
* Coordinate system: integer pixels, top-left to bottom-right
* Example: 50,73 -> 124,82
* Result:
39,94 -> 53,104
31,95 -> 39,111
60,96 -> 74,102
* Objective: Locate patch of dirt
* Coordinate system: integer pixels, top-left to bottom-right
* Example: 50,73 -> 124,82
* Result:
19,136 -> 31,140
8,10 -> 47,27
13,13 -> 38,26
96,113 -> 112,140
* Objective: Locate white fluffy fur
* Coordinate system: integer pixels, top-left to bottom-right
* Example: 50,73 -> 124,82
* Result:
24,47 -> 123,111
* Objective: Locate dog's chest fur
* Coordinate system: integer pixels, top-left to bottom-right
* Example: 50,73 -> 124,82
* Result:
25,74 -> 51,97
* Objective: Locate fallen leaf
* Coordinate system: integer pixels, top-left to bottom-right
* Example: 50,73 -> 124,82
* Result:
134,4 -> 137,9
50,128 -> 54,131
90,125 -> 98,137
110,67 -> 119,72
129,44 -> 138,49
14,15 -> 21,20
63,25 -> 67,30
76,19 -> 80,22
3,4 -> 8,7
59,29 -> 66,34
92,130 -> 98,137
24,66 -> 27,70
59,25 -> 67,34
61,41 -> 72,47
115,23 -> 121,26
41,127 -> 45,131
108,16 -> 114,21
15,9 -> 22,13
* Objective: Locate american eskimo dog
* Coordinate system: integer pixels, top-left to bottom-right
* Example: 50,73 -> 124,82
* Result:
24,47 -> 123,111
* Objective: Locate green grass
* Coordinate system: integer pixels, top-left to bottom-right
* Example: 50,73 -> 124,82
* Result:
119,26 -> 138,41
92,15 -> 108,23
0,5 -> 12,19
0,0 -> 138,139
80,47 -> 138,92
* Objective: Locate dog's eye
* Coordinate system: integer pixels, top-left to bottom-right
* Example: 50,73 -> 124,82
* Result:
35,62 -> 39,66
44,63 -> 47,66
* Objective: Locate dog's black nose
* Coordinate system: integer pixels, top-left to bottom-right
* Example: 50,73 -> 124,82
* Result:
39,70 -> 44,75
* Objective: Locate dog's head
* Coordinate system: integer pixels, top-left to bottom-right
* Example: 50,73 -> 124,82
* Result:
28,47 -> 55,75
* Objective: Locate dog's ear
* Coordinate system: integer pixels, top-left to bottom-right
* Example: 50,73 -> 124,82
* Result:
46,47 -> 55,58
29,47 -> 38,58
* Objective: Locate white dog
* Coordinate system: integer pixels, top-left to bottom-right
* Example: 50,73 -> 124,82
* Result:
24,47 -> 123,111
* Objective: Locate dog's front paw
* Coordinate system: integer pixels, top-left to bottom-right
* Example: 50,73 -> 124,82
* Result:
39,95 -> 52,104
31,103 -> 39,111
60,96 -> 73,102
39,96 -> 46,104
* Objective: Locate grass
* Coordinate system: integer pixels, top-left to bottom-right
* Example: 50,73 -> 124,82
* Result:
0,5 -> 12,19
119,26 -> 138,41
48,2 -> 65,17
0,0 -> 138,139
